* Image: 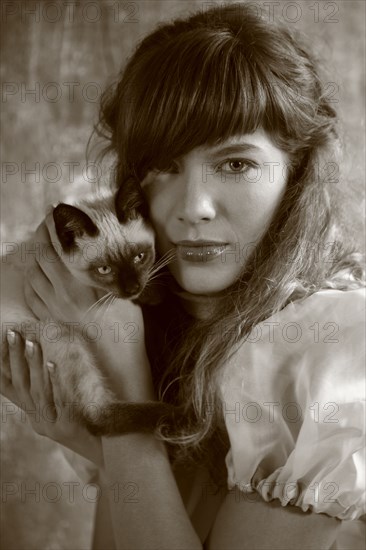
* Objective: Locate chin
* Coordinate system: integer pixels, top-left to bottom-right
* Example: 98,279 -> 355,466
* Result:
170,263 -> 240,296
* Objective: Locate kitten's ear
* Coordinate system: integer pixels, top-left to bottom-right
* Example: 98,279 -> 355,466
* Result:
115,177 -> 149,223
53,203 -> 99,251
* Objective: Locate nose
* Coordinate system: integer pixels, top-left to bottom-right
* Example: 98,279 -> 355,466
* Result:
176,174 -> 216,224
124,282 -> 141,296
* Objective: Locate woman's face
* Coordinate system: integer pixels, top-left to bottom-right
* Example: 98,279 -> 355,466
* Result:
141,129 -> 290,295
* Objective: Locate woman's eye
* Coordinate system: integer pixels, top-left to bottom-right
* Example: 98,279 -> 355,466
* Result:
133,252 -> 145,264
97,266 -> 112,275
217,159 -> 256,176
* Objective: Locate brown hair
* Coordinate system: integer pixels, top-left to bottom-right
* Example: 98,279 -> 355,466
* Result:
95,4 -> 364,479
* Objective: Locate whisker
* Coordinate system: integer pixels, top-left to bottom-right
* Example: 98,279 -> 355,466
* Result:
94,292 -> 117,323
88,294 -> 112,323
153,254 -> 175,268
144,280 -> 167,289
81,292 -> 113,321
151,249 -> 176,270
145,277 -> 163,284
146,273 -> 170,283
94,292 -> 115,325
148,267 -> 170,279
100,294 -> 117,326
149,252 -> 176,277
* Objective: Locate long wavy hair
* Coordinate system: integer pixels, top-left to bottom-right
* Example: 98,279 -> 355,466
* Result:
94,4 -> 364,478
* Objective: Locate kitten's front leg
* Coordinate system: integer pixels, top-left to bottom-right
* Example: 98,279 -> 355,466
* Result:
3,330 -> 104,467
40,325 -> 175,438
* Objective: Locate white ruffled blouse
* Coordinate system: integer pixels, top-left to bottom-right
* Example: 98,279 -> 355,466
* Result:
219,288 -> 365,529
63,287 -> 365,547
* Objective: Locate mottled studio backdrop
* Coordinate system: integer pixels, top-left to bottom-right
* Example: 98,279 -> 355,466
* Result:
1,1 -> 365,549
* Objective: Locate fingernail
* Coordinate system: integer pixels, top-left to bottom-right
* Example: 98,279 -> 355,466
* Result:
7,330 -> 16,346
47,361 -> 55,372
25,340 -> 34,357
46,204 -> 57,214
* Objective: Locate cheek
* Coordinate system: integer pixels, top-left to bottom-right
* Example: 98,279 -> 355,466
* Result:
230,180 -> 287,244
147,195 -> 172,249
143,181 -> 163,220
148,206 -> 164,237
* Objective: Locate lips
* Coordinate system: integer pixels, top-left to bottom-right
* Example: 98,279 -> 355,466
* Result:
175,240 -> 228,262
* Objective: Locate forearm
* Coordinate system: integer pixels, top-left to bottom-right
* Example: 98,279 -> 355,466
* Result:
207,494 -> 341,550
101,433 -> 202,550
92,471 -> 117,550
87,315 -> 154,402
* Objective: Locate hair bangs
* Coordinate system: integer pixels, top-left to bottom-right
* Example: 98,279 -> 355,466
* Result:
124,32 -> 269,180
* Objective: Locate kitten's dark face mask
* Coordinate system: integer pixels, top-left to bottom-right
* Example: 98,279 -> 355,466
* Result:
52,182 -> 157,301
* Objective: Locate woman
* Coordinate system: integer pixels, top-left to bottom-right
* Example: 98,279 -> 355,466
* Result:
2,4 -> 365,549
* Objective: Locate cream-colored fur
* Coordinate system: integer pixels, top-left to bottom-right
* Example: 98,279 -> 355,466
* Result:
0,189 -> 164,434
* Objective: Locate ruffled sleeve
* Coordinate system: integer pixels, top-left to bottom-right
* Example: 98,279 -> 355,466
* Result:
219,288 -> 366,521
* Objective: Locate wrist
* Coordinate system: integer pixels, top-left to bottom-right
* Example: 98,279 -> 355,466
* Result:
119,378 -> 156,402
91,345 -> 155,402
102,432 -> 168,464
64,432 -> 104,468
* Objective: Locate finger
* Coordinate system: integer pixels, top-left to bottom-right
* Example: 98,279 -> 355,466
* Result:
33,220 -> 56,259
26,261 -> 54,300
36,215 -> 62,261
34,218 -> 55,249
37,241 -> 71,290
24,247 -> 52,289
0,369 -> 21,407
46,362 -> 64,413
34,221 -> 69,284
44,210 -> 83,276
26,340 -> 43,402
44,209 -> 60,245
25,341 -> 58,422
43,366 -> 58,422
6,330 -> 35,411
1,338 -> 12,381
24,275 -> 53,320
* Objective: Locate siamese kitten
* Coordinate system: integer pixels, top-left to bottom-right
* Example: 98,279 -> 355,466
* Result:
1,178 -> 174,436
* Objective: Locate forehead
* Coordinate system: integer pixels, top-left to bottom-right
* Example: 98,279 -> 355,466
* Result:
75,217 -> 154,263
181,129 -> 281,160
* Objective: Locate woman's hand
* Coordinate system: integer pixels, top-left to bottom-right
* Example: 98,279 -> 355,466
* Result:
1,330 -> 104,467
23,210 -> 155,403
24,211 -> 101,324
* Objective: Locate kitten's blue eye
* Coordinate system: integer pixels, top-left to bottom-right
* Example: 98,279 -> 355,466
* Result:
133,252 -> 145,264
97,266 -> 112,275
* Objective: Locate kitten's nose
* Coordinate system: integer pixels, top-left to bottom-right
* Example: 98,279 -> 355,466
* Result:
125,282 -> 141,296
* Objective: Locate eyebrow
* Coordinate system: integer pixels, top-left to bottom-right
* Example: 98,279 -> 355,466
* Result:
206,143 -> 262,159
